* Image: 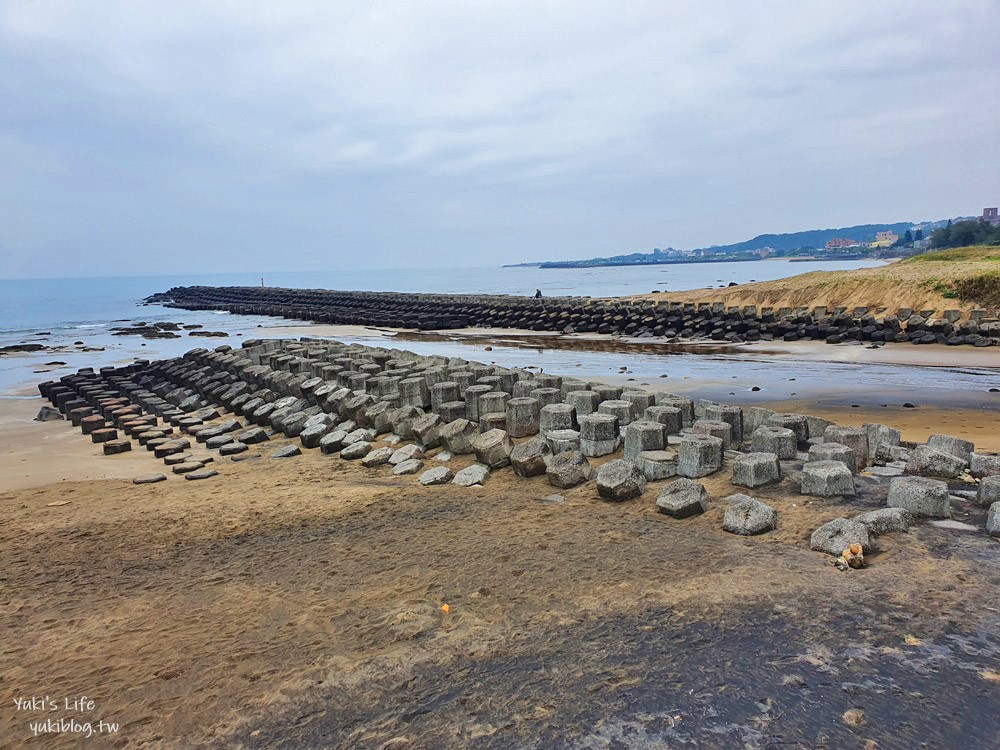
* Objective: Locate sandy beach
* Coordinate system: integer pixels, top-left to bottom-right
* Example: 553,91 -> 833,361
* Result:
3,401 -> 999,748
2,331 -> 999,748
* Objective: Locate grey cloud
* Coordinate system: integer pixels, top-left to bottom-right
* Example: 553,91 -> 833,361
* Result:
0,0 -> 997,278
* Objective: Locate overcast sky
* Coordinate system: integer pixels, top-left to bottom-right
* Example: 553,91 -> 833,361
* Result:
1,1 -> 998,279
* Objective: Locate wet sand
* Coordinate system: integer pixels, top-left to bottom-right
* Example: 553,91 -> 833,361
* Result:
0,391 -> 163,493
265,322 -> 1000,369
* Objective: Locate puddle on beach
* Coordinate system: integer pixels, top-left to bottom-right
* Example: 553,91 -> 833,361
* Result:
4,315 -> 998,411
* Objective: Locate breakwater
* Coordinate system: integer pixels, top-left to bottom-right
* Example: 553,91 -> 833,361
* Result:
145,286 -> 1000,346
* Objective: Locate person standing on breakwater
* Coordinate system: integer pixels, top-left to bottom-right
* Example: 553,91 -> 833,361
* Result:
535,289 -> 542,298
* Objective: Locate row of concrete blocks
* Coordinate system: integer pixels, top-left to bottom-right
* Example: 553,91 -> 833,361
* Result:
38,338 -> 1000,526
112,338 -> 1000,491
146,284 -> 997,325
144,285 -> 1000,345
116,345 -> 1000,523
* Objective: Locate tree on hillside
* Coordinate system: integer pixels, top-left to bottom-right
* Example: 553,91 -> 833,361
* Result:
929,219 -> 1000,249
892,229 -> 914,248
914,229 -> 923,241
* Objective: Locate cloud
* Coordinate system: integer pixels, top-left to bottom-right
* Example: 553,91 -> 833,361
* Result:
0,0 -> 998,277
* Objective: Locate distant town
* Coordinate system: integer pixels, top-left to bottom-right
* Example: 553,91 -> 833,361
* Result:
509,207 -> 1000,269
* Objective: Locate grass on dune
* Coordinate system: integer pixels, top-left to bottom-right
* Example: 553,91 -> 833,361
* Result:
900,246 -> 1000,265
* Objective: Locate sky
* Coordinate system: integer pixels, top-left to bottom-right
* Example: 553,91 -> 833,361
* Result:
1,1 -> 998,279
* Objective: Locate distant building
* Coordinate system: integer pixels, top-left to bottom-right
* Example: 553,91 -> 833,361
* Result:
868,230 -> 899,249
824,238 -> 858,250
984,207 -> 1000,225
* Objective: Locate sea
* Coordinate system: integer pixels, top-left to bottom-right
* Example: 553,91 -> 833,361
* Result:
1,258 -> 996,403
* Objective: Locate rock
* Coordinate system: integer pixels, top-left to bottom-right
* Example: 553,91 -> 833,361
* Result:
801,460 -> 855,497
472,429 -> 514,469
905,445 -> 966,479
540,403 -> 577,435
418,466 -> 454,485
319,429 -> 348,454
272,445 -> 302,458
219,441 -> 248,456
361,447 -> 394,467
637,449 -> 678,481
341,441 -> 372,460
206,434 -> 235,449
722,494 -> 777,536
172,461 -> 206,474
750,426 -> 797,460
596,459 -> 647,501
506,396 -> 541,438
434,450 -> 454,462
133,474 -> 166,484
765,413 -> 809,444
343,427 -> 376,446
929,519 -> 978,531
970,453 -> 1000,478
163,452 -> 192,466
411,413 -> 443,449
867,465 -> 905,477
643,405 -> 683,435
731,452 -> 781,488
546,451 -> 594,489
299,422 -> 331,449
439,418 -> 479,455
236,426 -> 269,444
704,403 -> 744,444
854,507 -> 912,536
810,518 -> 872,554
544,429 -> 581,454
578,413 -> 620,457
808,442 -> 856,473
598,399 -> 634,428
453,463 -> 490,486
389,444 -> 425,465
823,426 -> 869,471
184,468 -> 218,480
90,427 -> 118,443
927,434 -> 974,464
103,439 -> 132,455
655,478 -> 707,518
691,419 -> 733,450
677,434 -> 723,478
988,502 -> 1000,537
886,476 -> 950,518
35,406 -> 63,422
510,437 -> 551,477
392,458 -> 424,475
978,475 -> 1000,508
623,420 -> 667,461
